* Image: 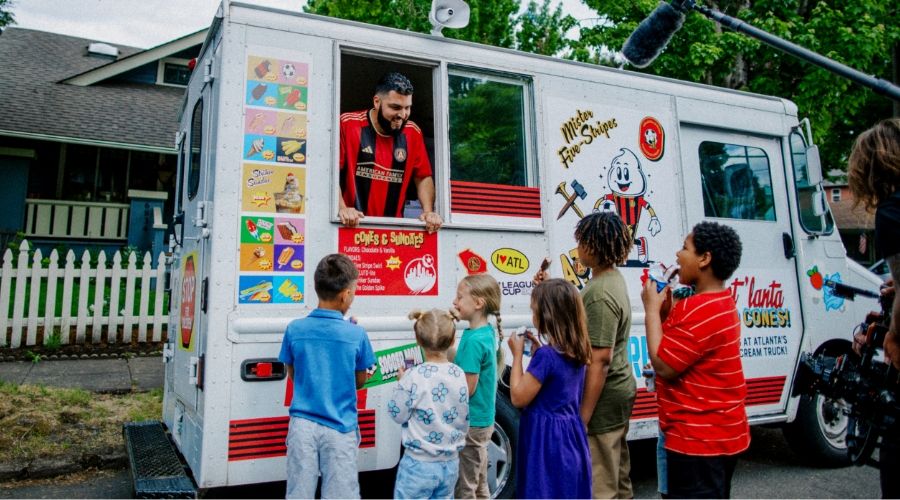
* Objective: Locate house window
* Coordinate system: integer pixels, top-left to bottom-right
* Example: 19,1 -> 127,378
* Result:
831,188 -> 841,202
698,141 -> 775,221
157,57 -> 192,87
448,68 -> 539,220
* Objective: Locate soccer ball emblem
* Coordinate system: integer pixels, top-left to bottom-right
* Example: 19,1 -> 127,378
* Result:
282,63 -> 296,79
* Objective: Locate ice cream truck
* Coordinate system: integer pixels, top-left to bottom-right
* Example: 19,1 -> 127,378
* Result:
123,0 -> 884,496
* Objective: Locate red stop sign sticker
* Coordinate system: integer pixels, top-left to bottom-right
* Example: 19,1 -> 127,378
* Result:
639,117 -> 665,162
180,255 -> 196,349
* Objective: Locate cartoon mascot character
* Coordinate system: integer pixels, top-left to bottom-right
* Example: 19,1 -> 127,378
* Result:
594,148 -> 661,264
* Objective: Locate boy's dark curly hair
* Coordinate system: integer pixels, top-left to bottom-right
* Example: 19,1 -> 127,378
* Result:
574,212 -> 632,267
691,221 -> 742,280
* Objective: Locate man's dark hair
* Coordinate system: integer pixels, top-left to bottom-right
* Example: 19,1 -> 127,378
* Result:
375,72 -> 414,96
691,221 -> 742,280
314,254 -> 359,300
574,212 -> 633,267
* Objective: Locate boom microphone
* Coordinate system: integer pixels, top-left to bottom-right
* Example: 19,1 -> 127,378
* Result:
621,0 -> 690,68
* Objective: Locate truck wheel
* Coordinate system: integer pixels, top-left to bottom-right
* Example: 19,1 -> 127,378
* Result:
487,395 -> 518,499
783,393 -> 851,467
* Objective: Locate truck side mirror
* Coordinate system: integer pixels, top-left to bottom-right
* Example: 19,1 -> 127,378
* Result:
811,189 -> 827,217
805,144 -> 823,186
172,211 -> 185,246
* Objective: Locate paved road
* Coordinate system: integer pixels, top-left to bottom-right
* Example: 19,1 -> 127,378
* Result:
0,426 -> 881,498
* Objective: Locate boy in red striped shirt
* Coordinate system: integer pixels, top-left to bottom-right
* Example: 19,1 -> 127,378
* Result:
641,221 -> 749,498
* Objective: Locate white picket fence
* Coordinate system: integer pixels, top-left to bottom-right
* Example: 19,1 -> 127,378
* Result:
0,240 -> 169,348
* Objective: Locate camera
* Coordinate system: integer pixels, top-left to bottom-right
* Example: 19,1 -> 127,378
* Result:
792,280 -> 900,466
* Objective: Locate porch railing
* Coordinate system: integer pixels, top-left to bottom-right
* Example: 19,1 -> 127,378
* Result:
24,199 -> 129,240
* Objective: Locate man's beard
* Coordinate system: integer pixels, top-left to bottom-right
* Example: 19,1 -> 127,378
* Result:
376,105 -> 407,137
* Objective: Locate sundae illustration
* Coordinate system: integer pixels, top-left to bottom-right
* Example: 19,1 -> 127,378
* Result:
275,173 -> 304,214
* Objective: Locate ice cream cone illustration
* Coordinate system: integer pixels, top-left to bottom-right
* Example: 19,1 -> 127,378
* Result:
246,138 -> 264,157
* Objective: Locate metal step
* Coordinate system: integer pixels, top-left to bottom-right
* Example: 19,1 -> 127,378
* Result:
123,421 -> 197,499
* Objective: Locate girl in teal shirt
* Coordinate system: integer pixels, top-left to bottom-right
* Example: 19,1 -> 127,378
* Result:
452,274 -> 502,499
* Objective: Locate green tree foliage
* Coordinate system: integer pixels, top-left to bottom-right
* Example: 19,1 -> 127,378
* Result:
0,0 -> 16,29
304,0 -> 519,48
517,0 -> 577,56
573,0 -> 900,174
448,74 -> 528,185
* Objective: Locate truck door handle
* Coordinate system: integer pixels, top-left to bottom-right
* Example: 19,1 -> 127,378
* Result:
782,232 -> 795,259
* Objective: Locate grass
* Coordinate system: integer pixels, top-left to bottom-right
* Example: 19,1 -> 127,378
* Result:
0,382 -> 162,465
4,277 -> 169,319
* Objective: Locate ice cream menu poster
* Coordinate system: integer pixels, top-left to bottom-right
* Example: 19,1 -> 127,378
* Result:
338,228 -> 439,296
238,53 -> 310,305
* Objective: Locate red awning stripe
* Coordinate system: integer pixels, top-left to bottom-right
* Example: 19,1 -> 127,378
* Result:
450,181 -> 542,218
451,180 -> 542,195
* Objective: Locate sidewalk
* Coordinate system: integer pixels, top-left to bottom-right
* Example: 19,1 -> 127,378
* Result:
0,355 -> 164,393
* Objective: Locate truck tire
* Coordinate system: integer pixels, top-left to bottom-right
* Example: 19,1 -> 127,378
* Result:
783,393 -> 851,467
488,395 -> 519,499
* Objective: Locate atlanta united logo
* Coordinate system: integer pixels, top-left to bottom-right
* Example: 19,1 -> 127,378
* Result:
394,148 -> 407,162
639,117 -> 665,162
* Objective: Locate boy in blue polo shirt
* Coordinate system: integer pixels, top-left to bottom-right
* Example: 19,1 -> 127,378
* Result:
279,253 -> 376,499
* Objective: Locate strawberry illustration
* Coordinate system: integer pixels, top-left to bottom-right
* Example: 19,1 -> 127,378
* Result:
807,266 -> 823,290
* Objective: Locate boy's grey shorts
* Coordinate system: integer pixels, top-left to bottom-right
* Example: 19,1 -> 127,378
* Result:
285,416 -> 360,499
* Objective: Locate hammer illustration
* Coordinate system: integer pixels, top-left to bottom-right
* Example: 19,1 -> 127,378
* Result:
556,180 -> 587,219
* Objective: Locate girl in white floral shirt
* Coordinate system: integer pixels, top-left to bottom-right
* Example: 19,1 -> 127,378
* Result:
390,309 -> 470,499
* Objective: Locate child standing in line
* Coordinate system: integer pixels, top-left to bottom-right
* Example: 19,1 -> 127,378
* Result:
452,274 -> 503,499
573,212 -> 637,499
279,254 -> 376,499
534,212 -> 637,498
389,309 -> 469,499
641,221 -> 749,498
508,278 -> 593,499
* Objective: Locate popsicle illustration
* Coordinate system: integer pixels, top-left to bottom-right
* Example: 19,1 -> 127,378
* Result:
248,112 -> 265,132
254,60 -> 271,78
246,218 -> 259,240
251,83 -> 267,101
280,115 -> 295,133
285,88 -> 300,106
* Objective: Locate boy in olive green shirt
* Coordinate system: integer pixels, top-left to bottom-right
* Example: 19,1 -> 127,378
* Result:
574,213 -> 638,498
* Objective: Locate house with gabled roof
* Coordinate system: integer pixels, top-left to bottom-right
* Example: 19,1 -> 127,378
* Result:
824,173 -> 877,266
0,26 -> 205,255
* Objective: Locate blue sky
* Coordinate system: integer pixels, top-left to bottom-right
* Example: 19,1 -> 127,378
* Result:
10,0 -> 597,48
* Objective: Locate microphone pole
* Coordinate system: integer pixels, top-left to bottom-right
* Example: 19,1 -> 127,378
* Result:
684,1 -> 900,102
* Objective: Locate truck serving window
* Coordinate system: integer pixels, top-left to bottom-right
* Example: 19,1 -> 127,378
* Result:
789,131 -> 834,234
187,99 -> 203,201
698,141 -> 775,221
448,69 -> 539,221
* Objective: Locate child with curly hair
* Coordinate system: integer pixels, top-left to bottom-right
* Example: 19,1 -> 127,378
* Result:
389,309 -> 469,499
641,221 -> 749,498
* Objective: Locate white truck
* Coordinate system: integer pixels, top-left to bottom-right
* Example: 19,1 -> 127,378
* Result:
125,1 -> 884,496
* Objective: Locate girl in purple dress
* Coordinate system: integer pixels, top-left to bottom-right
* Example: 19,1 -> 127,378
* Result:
507,278 -> 593,499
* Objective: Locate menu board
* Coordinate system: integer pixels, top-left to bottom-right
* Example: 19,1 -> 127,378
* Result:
237,52 -> 310,305
338,228 -> 439,296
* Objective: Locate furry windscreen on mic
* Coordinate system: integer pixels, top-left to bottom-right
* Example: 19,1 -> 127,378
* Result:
621,1 -> 687,68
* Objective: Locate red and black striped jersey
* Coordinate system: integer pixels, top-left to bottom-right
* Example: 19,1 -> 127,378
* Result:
339,110 -> 432,217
